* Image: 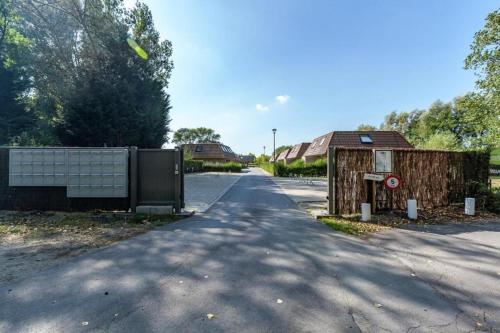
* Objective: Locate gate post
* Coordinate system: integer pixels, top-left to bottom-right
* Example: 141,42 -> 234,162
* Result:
129,146 -> 138,213
174,147 -> 182,213
327,146 -> 336,215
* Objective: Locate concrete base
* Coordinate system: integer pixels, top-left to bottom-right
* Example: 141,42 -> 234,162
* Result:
136,205 -> 173,215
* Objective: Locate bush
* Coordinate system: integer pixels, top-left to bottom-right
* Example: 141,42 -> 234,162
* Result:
203,162 -> 242,173
184,160 -> 203,173
259,162 -> 275,174
259,159 -> 327,177
474,183 -> 500,213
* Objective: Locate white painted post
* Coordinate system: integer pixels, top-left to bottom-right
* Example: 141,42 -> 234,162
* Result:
407,199 -> 418,219
361,203 -> 371,221
465,198 -> 475,216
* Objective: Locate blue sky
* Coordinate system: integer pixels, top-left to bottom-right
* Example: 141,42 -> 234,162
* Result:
125,0 -> 497,155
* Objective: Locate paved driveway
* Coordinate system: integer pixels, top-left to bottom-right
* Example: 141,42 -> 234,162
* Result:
184,172 -> 241,212
1,168 -> 499,332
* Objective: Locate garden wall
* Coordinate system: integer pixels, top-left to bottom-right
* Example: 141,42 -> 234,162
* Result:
333,148 -> 489,214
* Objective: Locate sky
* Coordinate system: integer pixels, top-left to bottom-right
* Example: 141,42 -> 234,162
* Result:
124,0 -> 497,155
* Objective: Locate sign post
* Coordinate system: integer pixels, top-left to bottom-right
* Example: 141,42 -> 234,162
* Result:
384,174 -> 401,211
327,146 -> 336,215
384,174 -> 401,190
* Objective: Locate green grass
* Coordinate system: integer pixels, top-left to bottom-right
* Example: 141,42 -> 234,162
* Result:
0,212 -> 180,238
319,217 -> 388,236
0,224 -> 26,235
491,148 -> 500,166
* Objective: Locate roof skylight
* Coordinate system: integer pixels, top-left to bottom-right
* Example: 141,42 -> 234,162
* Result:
359,134 -> 373,144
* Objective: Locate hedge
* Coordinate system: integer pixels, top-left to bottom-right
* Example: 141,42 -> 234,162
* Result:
202,162 -> 242,173
184,160 -> 203,173
260,159 -> 327,177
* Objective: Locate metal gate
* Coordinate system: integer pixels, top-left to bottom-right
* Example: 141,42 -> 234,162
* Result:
130,147 -> 184,213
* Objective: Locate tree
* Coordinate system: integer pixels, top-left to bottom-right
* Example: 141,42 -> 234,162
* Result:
0,0 -> 34,145
463,9 -> 500,149
256,154 -> 270,165
12,0 -> 173,147
274,145 -> 292,156
357,124 -> 377,131
379,109 -> 424,145
465,9 -> 500,97
415,101 -> 456,140
419,132 -> 459,150
172,127 -> 221,145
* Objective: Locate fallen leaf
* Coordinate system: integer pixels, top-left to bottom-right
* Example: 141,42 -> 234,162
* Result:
204,275 -> 208,279
81,321 -> 89,326
207,313 -> 215,320
374,303 -> 383,308
410,273 -> 416,277
276,299 -> 283,304
179,280 -> 183,284
114,313 -> 119,317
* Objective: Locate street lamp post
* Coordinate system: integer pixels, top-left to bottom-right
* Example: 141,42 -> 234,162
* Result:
263,145 -> 266,156
272,128 -> 277,176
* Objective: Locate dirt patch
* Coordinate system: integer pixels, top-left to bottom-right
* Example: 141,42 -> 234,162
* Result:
0,211 -> 180,284
365,204 -> 498,226
317,204 -> 498,236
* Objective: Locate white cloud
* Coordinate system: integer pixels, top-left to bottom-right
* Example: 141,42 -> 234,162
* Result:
256,104 -> 270,112
275,95 -> 290,105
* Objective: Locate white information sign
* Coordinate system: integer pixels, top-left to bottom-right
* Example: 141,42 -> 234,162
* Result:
374,150 -> 393,173
364,173 -> 384,181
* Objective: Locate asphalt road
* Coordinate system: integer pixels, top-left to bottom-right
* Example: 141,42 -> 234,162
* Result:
1,168 -> 499,332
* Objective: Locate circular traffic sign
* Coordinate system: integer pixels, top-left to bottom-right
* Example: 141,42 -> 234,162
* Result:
384,174 -> 401,190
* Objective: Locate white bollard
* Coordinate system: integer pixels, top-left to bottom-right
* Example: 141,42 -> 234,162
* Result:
361,203 -> 371,221
407,199 -> 418,219
465,198 -> 475,216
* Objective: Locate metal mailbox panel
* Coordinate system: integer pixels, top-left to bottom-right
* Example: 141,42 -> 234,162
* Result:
66,149 -> 128,198
9,149 -> 67,186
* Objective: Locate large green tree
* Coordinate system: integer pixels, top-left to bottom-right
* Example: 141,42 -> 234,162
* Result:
9,0 -> 173,147
462,9 -> 500,148
274,145 -> 292,156
356,124 -> 377,131
0,0 -> 34,144
172,127 -> 222,145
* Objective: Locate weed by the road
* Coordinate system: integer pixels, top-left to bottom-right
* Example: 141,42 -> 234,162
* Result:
0,211 -> 180,241
319,217 -> 389,236
0,211 -> 183,284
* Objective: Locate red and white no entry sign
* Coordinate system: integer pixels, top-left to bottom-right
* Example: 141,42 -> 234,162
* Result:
384,174 -> 401,190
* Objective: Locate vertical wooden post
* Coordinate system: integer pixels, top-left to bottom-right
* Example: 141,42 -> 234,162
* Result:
174,147 -> 181,213
371,180 -> 376,213
327,146 -> 336,215
129,146 -> 138,213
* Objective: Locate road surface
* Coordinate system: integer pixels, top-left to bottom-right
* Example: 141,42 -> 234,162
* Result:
1,168 -> 499,332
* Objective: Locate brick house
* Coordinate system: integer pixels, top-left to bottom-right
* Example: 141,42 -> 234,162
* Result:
285,142 -> 310,165
183,143 -> 238,163
275,149 -> 290,163
302,131 -> 413,163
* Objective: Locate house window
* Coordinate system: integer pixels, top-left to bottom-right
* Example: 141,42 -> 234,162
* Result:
319,138 -> 325,146
311,141 -> 317,148
195,145 -> 203,152
359,134 -> 373,144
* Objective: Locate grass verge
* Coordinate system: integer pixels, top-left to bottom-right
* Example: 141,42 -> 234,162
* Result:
0,211 -> 181,242
319,216 -> 390,236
